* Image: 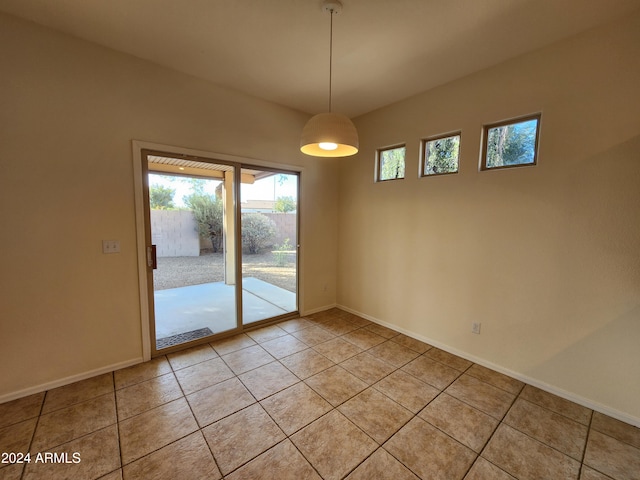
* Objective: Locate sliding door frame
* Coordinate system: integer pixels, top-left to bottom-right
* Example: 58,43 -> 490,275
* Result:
132,140 -> 303,361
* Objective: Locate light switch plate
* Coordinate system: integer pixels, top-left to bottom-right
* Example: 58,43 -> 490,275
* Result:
102,240 -> 120,254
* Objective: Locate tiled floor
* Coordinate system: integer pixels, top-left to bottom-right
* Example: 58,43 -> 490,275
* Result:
1,308 -> 639,480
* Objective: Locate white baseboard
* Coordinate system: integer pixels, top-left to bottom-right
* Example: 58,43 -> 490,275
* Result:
337,304 -> 640,428
0,357 -> 144,404
300,303 -> 337,317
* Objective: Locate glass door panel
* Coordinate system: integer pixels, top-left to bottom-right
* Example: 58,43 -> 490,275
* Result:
145,152 -> 239,352
240,168 -> 298,325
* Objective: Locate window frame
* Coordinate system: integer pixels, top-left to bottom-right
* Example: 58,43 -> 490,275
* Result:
420,131 -> 462,178
376,144 -> 406,182
480,113 -> 541,171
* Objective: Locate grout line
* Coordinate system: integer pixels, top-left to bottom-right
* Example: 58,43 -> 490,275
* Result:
578,409 -> 595,479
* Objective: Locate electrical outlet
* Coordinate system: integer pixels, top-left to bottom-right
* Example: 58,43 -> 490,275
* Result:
472,322 -> 481,334
102,240 -> 120,254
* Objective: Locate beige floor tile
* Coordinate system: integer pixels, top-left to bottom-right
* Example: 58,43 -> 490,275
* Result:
483,424 -> 581,480
114,357 -> 172,390
290,324 -> 336,346
245,325 -> 287,343
445,374 -> 515,420
344,314 -> 371,328
115,372 -> 183,420
345,448 -> 419,480
98,469 -> 122,480
465,364 -> 524,395
373,370 -> 440,413
367,340 -> 420,368
504,398 -> 588,460
166,344 -> 218,371
187,377 -> 256,427
259,335 -> 308,359
0,418 -> 37,458
385,417 -> 476,480
277,318 -> 314,333
173,357 -> 234,395
390,334 -> 431,353
123,431 -> 220,480
42,373 -> 114,414
591,412 -> 640,449
580,466 -> 616,479
221,344 -> 275,375
210,333 -> 256,356
419,393 -> 498,452
313,337 -> 363,363
119,397 -> 198,465
0,463 -> 24,480
520,385 -> 592,425
340,352 -> 395,385
464,457 -> 516,480
339,388 -> 412,444
402,355 -> 461,390
279,348 -> 335,379
225,439 -> 321,480
238,362 -> 299,400
0,393 -> 44,429
342,329 -> 386,350
260,382 -> 332,435
291,410 -> 377,480
23,425 -> 120,480
317,318 -> 360,335
424,348 -> 473,372
203,403 -> 285,475
305,365 -> 368,406
363,323 -> 400,339
584,430 -> 640,480
31,393 -> 116,452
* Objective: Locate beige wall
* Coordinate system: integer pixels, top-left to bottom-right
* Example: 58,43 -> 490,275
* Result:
0,13 -> 338,400
338,12 -> 640,424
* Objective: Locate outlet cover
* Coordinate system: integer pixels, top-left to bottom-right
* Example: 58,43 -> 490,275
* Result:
472,322 -> 481,334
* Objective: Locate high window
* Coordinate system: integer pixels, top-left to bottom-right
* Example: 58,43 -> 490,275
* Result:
482,114 -> 541,170
421,132 -> 461,176
377,145 -> 406,181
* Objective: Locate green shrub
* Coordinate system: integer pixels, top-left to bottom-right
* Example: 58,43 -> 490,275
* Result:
184,193 -> 223,252
242,213 -> 276,254
273,238 -> 292,266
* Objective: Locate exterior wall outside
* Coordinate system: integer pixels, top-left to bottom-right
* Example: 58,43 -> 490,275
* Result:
151,210 -> 199,257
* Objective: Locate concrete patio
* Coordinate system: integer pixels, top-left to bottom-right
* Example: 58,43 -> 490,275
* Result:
154,277 -> 297,347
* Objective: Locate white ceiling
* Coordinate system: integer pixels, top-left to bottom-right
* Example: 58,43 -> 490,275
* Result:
2,0 -> 639,118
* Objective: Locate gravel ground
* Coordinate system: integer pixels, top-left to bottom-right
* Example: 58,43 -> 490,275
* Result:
154,252 -> 297,293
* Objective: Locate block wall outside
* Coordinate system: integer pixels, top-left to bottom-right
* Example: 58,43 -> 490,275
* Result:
153,210 -> 297,254
198,212 -> 297,251
150,210 -> 200,257
263,212 -> 297,248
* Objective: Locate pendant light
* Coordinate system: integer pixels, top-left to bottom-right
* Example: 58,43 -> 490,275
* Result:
300,1 -> 359,157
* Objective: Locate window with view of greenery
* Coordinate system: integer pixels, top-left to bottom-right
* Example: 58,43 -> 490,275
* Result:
377,145 -> 406,181
482,114 -> 541,170
422,133 -> 460,176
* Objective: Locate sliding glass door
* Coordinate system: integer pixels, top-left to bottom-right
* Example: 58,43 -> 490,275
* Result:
141,150 -> 299,354
240,169 -> 298,325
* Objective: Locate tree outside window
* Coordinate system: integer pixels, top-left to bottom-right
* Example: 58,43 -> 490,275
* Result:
483,114 -> 541,169
377,145 -> 406,181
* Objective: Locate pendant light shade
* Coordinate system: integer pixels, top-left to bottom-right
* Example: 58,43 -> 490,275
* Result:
300,1 -> 358,158
300,112 -> 359,157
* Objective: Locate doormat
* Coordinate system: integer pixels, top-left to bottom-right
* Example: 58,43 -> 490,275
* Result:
156,327 -> 214,349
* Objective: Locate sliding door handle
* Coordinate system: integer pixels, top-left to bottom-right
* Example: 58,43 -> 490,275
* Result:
146,245 -> 157,269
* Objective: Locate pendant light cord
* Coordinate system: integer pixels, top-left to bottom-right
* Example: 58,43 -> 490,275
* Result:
328,8 -> 334,113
